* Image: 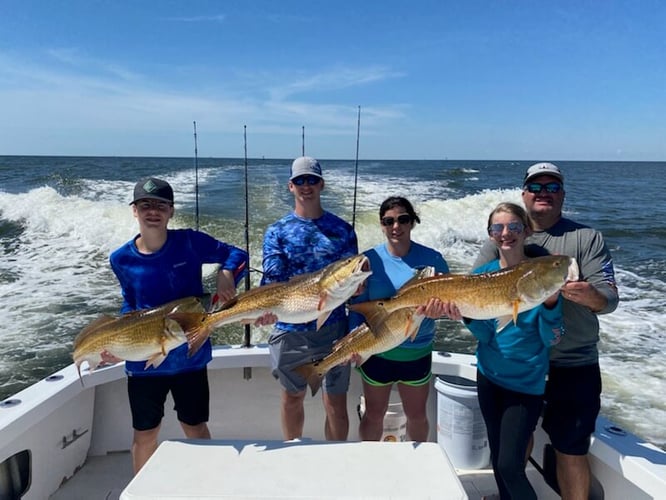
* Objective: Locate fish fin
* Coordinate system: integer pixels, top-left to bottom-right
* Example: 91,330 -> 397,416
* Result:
353,355 -> 369,367
316,310 -> 333,331
292,362 -> 323,397
406,311 -> 426,341
169,313 -> 211,357
145,353 -> 167,369
403,266 -> 436,286
512,300 -> 521,324
75,314 -> 117,342
496,315 -> 513,332
347,301 -> 387,326
317,290 -> 329,312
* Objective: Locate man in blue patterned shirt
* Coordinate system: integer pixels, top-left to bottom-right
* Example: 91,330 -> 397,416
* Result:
261,156 -> 359,441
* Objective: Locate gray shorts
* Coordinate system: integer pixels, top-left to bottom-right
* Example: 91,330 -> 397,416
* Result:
268,320 -> 351,395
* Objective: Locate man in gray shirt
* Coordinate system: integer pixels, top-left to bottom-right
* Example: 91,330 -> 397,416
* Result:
474,162 -> 619,500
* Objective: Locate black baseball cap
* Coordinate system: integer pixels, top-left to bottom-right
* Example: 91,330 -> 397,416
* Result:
130,177 -> 174,205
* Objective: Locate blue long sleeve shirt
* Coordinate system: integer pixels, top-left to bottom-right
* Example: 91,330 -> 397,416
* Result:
110,228 -> 248,376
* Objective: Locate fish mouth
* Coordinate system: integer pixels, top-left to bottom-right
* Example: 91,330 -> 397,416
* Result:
354,255 -> 370,273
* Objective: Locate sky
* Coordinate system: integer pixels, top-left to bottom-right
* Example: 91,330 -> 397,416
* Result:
0,0 -> 664,161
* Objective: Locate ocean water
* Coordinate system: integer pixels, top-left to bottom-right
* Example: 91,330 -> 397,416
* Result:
1,156 -> 664,449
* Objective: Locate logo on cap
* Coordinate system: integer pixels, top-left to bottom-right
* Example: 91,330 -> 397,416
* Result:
143,179 -> 159,193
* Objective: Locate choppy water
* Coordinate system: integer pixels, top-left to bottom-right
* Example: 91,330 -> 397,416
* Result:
1,156 -> 664,449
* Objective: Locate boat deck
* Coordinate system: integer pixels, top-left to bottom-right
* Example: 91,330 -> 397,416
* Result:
50,445 -> 559,500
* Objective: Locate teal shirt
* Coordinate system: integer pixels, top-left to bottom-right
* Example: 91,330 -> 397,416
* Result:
464,259 -> 564,395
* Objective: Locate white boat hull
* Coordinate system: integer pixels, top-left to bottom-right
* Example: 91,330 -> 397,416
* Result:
1,346 -> 664,499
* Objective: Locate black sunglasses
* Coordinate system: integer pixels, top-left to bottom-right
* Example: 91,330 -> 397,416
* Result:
292,175 -> 321,186
488,222 -> 525,236
381,214 -> 412,227
525,182 -> 562,194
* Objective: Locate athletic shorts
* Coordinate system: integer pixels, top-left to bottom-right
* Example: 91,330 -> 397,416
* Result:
357,353 -> 432,387
268,320 -> 351,395
127,368 -> 210,431
542,363 -> 602,455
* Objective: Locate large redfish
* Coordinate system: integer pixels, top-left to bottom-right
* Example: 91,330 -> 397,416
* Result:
294,307 -> 425,396
172,255 -> 371,354
72,296 -> 205,383
349,255 -> 579,333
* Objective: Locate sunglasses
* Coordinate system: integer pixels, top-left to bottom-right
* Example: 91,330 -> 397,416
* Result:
525,182 -> 562,194
488,222 -> 525,236
292,175 -> 321,186
381,214 -> 412,227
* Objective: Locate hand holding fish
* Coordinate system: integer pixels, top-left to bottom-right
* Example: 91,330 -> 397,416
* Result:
215,269 -> 238,304
417,298 -> 462,321
561,280 -> 608,312
253,312 -> 278,326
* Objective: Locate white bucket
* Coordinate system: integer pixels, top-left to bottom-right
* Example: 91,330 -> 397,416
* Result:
435,375 -> 490,469
358,395 -> 407,442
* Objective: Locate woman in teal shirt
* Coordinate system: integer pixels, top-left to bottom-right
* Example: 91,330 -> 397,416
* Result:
464,202 -> 563,500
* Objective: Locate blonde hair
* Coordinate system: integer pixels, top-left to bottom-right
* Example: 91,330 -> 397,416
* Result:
486,202 -> 533,232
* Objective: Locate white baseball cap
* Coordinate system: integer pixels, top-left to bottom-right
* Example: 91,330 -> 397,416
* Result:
523,162 -> 564,185
290,156 -> 323,181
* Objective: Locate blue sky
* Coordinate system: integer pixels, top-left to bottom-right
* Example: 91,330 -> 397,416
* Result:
1,0 -> 664,160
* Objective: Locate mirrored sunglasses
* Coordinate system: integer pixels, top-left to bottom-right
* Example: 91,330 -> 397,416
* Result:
292,175 -> 321,186
381,214 -> 412,227
488,222 -> 525,236
525,182 -> 562,194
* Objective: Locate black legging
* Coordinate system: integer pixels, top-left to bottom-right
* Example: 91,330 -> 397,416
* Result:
477,370 -> 544,500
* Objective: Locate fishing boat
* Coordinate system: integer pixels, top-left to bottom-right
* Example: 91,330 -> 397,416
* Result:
1,345 -> 664,499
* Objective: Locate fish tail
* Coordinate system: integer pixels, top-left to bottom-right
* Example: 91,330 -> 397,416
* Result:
169,313 -> 211,357
293,362 -> 323,397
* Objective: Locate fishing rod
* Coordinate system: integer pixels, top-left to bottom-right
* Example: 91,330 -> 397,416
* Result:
301,126 -> 305,156
351,106 -> 361,229
242,126 -> 252,380
193,121 -> 200,231
242,126 -> 252,350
